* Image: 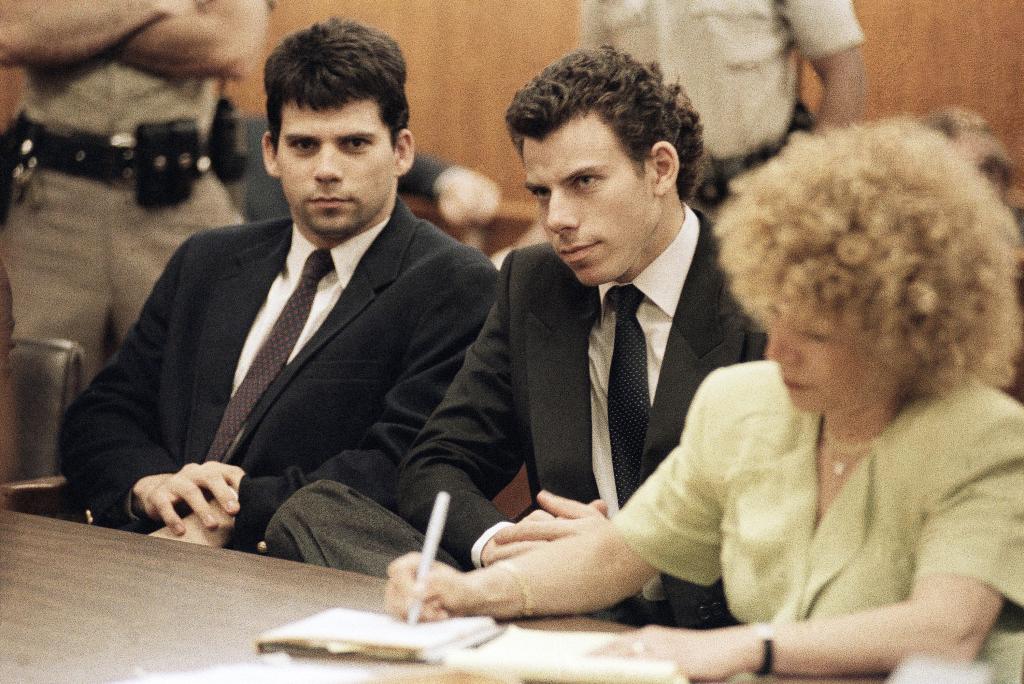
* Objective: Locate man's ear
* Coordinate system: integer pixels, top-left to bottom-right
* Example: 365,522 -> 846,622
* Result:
647,140 -> 680,197
261,131 -> 281,179
393,128 -> 415,177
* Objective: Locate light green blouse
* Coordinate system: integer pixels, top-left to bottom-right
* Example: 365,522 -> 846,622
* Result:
614,361 -> 1024,682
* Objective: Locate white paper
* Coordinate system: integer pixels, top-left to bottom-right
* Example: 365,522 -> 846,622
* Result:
258,607 -> 501,654
443,626 -> 688,684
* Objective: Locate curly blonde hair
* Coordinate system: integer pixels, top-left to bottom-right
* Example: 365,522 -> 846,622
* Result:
716,119 -> 1022,396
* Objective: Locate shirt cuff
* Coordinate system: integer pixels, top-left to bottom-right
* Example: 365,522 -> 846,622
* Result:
471,521 -> 514,568
125,491 -> 141,522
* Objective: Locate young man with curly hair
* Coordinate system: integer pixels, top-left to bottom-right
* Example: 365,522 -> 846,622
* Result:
386,120 -> 1024,682
270,46 -> 764,627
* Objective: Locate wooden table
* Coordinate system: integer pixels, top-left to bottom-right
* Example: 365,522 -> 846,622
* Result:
0,511 -> 620,683
0,511 -> 883,683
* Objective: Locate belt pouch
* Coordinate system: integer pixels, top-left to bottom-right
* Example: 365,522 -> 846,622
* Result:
0,127 -> 14,225
209,97 -> 248,183
135,119 -> 199,208
0,116 -> 37,225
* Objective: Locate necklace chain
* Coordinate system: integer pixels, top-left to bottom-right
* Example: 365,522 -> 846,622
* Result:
821,431 -> 872,478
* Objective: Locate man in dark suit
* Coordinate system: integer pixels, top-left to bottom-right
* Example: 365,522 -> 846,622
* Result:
272,46 -> 763,626
58,18 -> 495,553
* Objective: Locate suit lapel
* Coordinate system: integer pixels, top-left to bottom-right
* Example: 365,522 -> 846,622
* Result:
226,201 -> 416,462
644,215 -> 731,473
186,222 -> 292,462
526,266 -> 601,503
798,455 -> 874,616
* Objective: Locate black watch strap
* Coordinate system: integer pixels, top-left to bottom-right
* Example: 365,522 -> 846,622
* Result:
754,623 -> 775,676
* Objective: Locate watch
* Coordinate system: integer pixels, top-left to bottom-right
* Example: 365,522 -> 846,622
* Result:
753,622 -> 775,676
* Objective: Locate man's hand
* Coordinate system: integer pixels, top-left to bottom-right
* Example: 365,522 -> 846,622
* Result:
131,462 -> 244,535
480,490 -> 609,566
149,505 -> 235,548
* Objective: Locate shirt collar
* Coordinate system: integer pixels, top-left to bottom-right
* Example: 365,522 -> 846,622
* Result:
285,216 -> 390,289
597,204 -> 700,318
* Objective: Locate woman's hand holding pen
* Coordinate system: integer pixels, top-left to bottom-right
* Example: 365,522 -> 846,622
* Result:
385,554 -> 478,622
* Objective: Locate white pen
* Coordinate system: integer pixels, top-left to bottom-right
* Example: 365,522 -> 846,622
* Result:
407,490 -> 451,625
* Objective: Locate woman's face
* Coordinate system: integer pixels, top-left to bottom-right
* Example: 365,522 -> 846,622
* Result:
765,314 -> 892,416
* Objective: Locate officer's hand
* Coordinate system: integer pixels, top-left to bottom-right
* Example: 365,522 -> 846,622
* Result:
435,166 -> 501,227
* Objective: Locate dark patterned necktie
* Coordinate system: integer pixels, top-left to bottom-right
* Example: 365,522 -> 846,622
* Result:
607,284 -> 649,507
206,249 -> 335,462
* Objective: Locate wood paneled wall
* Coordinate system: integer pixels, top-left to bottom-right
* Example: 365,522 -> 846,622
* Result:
229,1 -> 580,207
2,0 -> 1022,201
804,0 -> 1024,196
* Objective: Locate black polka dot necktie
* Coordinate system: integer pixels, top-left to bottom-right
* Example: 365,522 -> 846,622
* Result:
607,284 -> 649,508
206,249 -> 335,462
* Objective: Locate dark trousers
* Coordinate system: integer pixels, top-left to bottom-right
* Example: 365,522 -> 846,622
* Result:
265,480 -> 461,577
265,480 -> 688,628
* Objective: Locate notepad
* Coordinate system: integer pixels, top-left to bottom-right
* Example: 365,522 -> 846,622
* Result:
255,607 -> 504,662
442,626 -> 688,684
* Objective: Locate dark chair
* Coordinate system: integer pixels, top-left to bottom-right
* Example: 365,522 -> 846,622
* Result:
0,337 -> 84,519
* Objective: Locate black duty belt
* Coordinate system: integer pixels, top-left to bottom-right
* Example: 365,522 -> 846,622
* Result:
4,111 -> 246,209
695,101 -> 816,208
29,123 -> 210,185
33,128 -> 139,184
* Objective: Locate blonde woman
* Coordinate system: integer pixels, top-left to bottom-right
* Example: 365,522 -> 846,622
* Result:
386,121 -> 1024,682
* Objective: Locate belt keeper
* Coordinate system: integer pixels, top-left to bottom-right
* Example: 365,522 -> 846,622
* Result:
110,132 -> 137,183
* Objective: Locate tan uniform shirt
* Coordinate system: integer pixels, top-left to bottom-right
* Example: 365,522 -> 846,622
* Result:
581,0 -> 864,158
5,59 -> 237,380
23,58 -> 217,136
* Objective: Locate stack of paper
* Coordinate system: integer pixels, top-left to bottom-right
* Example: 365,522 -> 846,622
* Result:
256,608 -> 504,663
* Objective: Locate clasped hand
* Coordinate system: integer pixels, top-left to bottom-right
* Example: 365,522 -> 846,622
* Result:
132,462 -> 245,535
480,489 -> 609,566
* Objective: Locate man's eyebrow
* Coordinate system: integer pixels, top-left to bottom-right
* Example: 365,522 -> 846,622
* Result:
565,164 -> 602,179
337,130 -> 378,139
524,162 -> 607,193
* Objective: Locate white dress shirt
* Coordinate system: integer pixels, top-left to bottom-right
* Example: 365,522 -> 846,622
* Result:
471,206 -> 700,567
125,218 -> 388,520
590,206 -> 698,514
231,220 -> 387,392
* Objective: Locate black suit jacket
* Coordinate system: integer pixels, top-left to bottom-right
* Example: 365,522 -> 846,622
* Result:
61,200 -> 496,551
398,216 -> 764,622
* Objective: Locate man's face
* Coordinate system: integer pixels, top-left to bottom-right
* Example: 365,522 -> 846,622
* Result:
262,100 -> 414,248
522,114 -> 677,286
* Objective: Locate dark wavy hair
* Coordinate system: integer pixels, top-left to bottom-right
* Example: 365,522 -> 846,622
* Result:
505,46 -> 704,200
263,18 -> 408,146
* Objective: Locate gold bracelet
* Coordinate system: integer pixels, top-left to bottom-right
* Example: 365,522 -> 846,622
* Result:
493,560 -> 536,617
195,0 -> 276,9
